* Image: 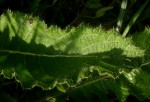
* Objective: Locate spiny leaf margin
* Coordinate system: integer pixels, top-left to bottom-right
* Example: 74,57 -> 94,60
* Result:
0,10 -> 147,101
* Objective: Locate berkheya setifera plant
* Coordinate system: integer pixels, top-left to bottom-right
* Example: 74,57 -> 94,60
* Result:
0,10 -> 150,102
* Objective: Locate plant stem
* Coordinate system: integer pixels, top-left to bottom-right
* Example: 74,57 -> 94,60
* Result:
122,0 -> 149,37
116,0 -> 128,32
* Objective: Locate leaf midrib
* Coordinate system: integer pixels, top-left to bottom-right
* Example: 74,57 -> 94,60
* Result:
0,49 -> 98,58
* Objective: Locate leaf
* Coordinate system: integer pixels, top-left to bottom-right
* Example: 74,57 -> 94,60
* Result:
0,10 -> 145,101
85,0 -> 102,9
130,28 -> 150,100
0,89 -> 16,102
96,6 -> 113,18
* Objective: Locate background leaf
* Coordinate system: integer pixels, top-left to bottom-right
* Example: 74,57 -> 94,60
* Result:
96,6 -> 113,18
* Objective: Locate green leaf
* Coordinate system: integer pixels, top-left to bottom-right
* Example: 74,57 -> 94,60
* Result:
85,0 -> 102,9
132,28 -> 150,65
0,10 -> 145,101
0,89 -> 17,102
96,6 -> 113,18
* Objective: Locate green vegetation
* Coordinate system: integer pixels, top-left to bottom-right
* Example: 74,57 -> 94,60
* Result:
0,0 -> 150,102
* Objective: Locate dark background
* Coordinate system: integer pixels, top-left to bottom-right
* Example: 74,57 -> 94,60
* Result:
0,0 -> 149,31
